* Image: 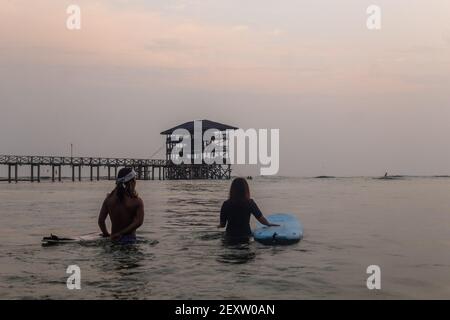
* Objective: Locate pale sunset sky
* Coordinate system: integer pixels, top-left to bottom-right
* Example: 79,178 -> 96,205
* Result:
0,0 -> 449,176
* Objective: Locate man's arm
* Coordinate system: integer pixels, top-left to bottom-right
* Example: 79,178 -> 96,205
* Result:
98,199 -> 110,237
111,198 -> 145,239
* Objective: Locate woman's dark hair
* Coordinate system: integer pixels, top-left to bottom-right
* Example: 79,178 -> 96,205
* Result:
110,167 -> 138,202
229,177 -> 250,204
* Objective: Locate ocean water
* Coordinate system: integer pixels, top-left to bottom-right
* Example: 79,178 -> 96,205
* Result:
0,176 -> 449,299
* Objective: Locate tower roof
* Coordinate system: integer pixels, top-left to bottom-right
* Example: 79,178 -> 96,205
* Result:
160,119 -> 238,135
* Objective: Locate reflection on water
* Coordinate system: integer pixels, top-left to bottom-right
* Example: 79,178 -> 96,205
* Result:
89,242 -> 157,300
217,239 -> 256,265
1,177 -> 450,299
98,243 -> 145,271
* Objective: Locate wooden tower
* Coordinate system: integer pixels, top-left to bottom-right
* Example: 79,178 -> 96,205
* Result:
161,120 -> 238,180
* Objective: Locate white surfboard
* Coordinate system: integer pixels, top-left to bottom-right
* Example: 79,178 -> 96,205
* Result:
42,233 -> 105,245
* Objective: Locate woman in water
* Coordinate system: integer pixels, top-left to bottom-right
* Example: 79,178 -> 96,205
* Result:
98,167 -> 145,244
218,177 -> 276,241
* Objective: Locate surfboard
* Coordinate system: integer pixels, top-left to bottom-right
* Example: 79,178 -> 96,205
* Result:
253,213 -> 303,245
42,233 -> 105,245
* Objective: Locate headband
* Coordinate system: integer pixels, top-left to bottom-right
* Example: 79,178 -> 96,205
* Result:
116,169 -> 136,184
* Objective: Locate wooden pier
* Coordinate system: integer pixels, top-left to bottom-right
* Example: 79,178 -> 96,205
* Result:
0,155 -> 169,183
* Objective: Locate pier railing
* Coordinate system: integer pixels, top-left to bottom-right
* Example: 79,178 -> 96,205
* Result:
0,154 -> 170,182
0,155 -> 231,182
0,155 -> 168,167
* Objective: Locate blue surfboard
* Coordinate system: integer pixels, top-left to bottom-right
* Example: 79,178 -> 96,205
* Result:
253,213 -> 303,245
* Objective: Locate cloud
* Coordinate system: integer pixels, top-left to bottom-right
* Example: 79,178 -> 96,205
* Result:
268,28 -> 284,36
167,0 -> 188,11
444,30 -> 450,45
144,38 -> 190,52
1,0 -> 449,97
232,25 -> 250,32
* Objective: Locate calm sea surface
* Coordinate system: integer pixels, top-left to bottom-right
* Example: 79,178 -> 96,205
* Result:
0,176 -> 449,299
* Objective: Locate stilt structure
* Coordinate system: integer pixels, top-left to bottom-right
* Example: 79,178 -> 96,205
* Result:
161,119 -> 238,180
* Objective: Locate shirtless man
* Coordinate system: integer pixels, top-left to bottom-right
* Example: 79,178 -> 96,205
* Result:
98,167 -> 144,244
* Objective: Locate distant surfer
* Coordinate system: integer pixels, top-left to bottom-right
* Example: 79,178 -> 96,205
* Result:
98,167 -> 144,244
218,177 -> 277,241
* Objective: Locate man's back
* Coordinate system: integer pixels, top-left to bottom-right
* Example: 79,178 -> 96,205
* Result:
99,192 -> 144,242
98,168 -> 144,243
105,191 -> 142,235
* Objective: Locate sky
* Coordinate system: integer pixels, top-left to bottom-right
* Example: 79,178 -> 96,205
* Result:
0,0 -> 449,176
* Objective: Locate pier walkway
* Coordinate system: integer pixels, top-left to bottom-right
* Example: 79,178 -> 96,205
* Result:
0,155 -> 169,182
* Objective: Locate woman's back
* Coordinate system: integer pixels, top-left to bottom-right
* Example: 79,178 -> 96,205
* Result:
220,199 -> 262,238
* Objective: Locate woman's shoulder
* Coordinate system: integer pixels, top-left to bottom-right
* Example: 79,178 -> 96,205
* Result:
224,199 -> 255,208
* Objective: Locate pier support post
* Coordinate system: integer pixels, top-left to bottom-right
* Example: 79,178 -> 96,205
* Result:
137,166 -> 142,180
0,157 -> 173,183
